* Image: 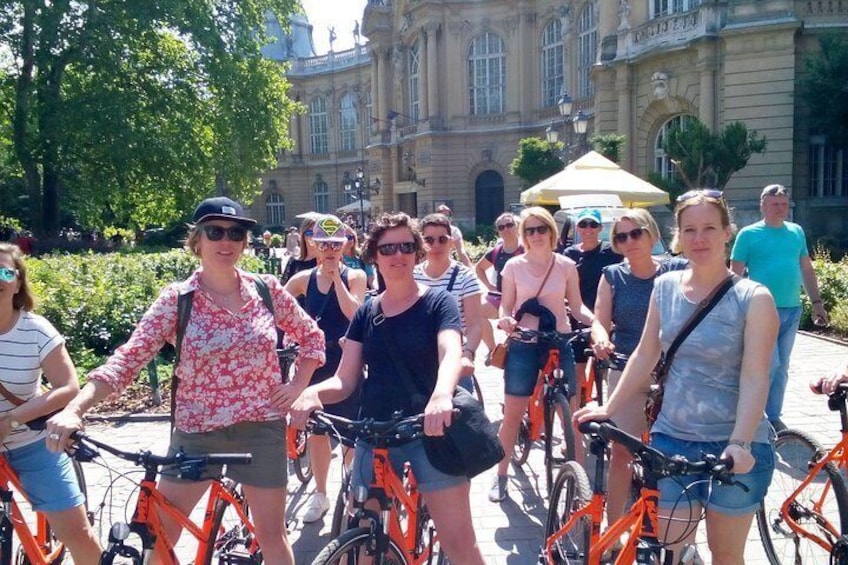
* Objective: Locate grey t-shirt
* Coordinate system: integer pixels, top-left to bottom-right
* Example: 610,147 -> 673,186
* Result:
650,272 -> 772,444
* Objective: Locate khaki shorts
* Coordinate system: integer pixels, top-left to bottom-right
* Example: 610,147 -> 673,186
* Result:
166,420 -> 287,488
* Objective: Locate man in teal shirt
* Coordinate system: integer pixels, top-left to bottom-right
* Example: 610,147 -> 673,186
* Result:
731,184 -> 829,428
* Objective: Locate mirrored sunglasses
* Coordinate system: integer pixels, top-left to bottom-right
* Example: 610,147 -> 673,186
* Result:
423,235 -> 451,245
0,267 -> 18,283
202,225 -> 247,242
377,242 -> 417,256
676,189 -> 723,203
317,241 -> 344,251
524,225 -> 550,236
612,227 -> 647,244
577,220 -> 600,229
496,222 -> 515,231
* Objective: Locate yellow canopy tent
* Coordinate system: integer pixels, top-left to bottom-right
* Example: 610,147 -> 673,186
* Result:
519,151 -> 670,208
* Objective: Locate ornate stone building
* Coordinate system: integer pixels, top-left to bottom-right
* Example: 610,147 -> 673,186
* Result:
252,1 -> 848,243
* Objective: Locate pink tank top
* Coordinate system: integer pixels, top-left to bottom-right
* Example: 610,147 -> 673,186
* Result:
509,254 -> 572,333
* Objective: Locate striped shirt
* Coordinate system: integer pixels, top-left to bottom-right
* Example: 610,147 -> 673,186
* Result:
413,260 -> 481,334
0,311 -> 63,450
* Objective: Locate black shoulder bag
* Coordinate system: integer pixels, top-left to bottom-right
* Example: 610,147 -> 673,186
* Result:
645,274 -> 739,426
370,297 -> 504,478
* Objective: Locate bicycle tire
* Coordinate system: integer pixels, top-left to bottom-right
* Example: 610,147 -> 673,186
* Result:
544,390 -> 575,496
545,461 -> 592,564
200,483 -> 261,565
311,526 -> 409,565
292,429 -> 314,484
757,428 -> 848,565
330,472 -> 352,537
511,418 -> 532,466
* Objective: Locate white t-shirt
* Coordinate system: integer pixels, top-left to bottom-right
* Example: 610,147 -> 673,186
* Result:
413,260 -> 481,334
0,311 -> 63,450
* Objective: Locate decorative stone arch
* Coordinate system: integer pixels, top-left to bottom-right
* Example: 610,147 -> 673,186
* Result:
636,97 -> 698,174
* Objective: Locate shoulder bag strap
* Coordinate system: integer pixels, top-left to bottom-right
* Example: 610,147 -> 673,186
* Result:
0,383 -> 25,406
658,274 -> 739,383
172,290 -> 194,430
371,297 -> 429,411
535,256 -> 556,298
446,265 -> 460,293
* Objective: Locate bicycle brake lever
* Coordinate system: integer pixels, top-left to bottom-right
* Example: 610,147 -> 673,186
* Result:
68,442 -> 99,463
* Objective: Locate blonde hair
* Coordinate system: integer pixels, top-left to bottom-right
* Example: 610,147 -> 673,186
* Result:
610,209 -> 660,254
519,207 -> 558,249
0,243 -> 35,311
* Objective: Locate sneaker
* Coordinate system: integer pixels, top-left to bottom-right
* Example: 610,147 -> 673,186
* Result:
303,492 -> 331,523
488,475 -> 508,503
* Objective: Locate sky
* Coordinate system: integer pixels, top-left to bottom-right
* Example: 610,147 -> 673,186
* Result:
301,0 -> 369,55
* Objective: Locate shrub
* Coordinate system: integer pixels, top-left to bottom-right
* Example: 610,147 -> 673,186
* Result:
800,246 -> 848,336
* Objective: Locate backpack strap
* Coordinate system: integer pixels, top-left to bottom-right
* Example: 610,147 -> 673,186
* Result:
446,264 -> 460,293
491,243 -> 502,269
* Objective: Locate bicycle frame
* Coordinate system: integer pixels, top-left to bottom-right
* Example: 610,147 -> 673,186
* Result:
526,346 -> 562,441
0,457 -> 63,565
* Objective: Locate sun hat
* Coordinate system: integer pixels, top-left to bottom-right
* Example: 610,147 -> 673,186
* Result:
192,197 -> 256,227
576,208 -> 602,225
312,215 -> 349,243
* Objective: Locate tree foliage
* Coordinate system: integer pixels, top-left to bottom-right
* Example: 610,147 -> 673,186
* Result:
589,133 -> 626,163
801,33 -> 848,147
509,137 -> 565,189
663,117 -> 767,198
0,0 -> 301,235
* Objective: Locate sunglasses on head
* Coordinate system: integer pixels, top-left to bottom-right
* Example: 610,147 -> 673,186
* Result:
377,242 -> 417,256
496,222 -> 515,231
202,225 -> 247,242
0,267 -> 18,283
423,235 -> 451,245
577,220 -> 600,229
676,189 -> 724,203
317,241 -> 344,251
761,185 -> 788,198
612,227 -> 647,244
524,225 -> 550,236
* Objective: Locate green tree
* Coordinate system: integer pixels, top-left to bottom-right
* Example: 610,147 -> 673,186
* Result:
663,118 -> 767,200
0,1 -> 300,235
589,133 -> 626,163
509,137 -> 565,189
801,33 -> 848,147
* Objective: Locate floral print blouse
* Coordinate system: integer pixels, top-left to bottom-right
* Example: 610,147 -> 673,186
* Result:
88,270 -> 325,432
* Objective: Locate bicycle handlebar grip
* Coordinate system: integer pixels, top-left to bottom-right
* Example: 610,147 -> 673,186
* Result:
204,453 -> 253,465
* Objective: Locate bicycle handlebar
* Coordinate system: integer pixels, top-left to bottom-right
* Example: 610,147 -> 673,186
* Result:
511,327 -> 578,346
308,410 -> 449,445
583,349 -> 629,371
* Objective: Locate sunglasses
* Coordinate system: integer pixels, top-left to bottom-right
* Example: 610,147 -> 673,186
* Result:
376,242 -> 417,256
761,185 -> 788,198
317,241 -> 344,251
524,225 -> 550,236
202,225 -> 247,242
0,267 -> 18,283
577,220 -> 600,229
423,235 -> 451,245
496,222 -> 515,231
676,189 -> 724,203
612,227 -> 647,244
303,229 -> 314,237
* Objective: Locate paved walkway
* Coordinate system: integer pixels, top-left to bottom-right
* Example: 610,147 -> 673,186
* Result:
75,332 -> 846,564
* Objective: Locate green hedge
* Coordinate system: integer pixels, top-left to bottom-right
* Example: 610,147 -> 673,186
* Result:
27,250 -> 263,372
801,250 -> 848,334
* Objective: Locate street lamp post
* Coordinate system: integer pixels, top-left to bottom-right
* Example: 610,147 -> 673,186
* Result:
343,167 -> 380,233
546,90 -> 591,163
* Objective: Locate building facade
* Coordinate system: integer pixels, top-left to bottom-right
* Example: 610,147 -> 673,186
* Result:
252,0 -> 848,244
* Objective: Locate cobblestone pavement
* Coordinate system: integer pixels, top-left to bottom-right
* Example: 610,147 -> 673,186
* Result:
74,332 -> 846,564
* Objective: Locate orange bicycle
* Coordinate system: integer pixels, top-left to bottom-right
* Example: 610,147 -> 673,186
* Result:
542,420 -> 741,564
70,431 -> 257,564
757,383 -> 848,564
307,410 -> 448,565
579,347 -> 629,408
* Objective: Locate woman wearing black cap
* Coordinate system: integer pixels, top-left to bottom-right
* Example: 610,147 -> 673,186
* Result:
47,197 -> 325,564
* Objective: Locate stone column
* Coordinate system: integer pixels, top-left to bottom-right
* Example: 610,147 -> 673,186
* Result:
375,48 -> 386,132
420,30 -> 429,120
426,24 -> 439,121
616,64 -> 634,170
698,42 -> 718,130
371,54 -> 380,133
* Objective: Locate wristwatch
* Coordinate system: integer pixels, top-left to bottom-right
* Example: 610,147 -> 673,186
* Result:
462,347 -> 476,361
728,439 -> 752,451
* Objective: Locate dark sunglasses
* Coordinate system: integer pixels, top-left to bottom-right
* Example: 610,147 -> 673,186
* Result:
496,222 -> 515,231
303,229 -> 314,237
423,235 -> 451,245
317,241 -> 344,251
202,225 -> 248,242
612,227 -> 647,244
377,242 -> 417,256
577,220 -> 600,229
0,267 -> 18,283
676,189 -> 723,203
524,225 -> 550,236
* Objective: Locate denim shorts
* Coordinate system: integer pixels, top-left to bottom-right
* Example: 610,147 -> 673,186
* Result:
351,438 -> 468,494
503,337 -> 576,397
4,438 -> 85,512
650,433 -> 775,516
168,420 -> 287,488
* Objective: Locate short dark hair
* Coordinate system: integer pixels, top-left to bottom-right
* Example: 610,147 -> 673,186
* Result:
419,213 -> 452,235
361,212 -> 424,264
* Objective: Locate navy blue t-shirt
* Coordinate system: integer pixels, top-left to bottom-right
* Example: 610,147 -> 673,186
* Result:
563,242 -> 623,310
346,289 -> 462,420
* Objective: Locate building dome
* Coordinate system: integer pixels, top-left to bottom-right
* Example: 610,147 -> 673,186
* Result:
262,12 -> 317,62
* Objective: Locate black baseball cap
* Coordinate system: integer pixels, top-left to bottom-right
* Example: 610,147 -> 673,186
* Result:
192,197 -> 256,227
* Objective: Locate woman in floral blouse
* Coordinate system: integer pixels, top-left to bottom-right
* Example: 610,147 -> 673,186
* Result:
47,197 -> 325,565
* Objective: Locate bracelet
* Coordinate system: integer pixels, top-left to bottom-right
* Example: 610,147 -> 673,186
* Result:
728,439 -> 752,452
462,348 -> 476,360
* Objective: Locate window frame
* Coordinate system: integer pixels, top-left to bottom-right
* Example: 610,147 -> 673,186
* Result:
468,32 -> 507,116
541,19 -> 564,108
309,97 -> 329,155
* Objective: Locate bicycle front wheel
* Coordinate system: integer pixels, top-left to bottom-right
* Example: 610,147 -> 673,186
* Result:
331,472 -> 352,538
757,429 -> 848,564
511,418 -> 532,466
292,429 -> 314,484
311,527 -> 409,565
201,483 -> 261,565
545,461 -> 591,564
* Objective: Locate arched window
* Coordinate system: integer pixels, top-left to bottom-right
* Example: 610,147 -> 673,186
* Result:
577,3 -> 597,99
313,175 -> 330,213
266,192 -> 285,227
468,32 -> 506,115
309,97 -> 329,154
541,19 -> 564,108
339,92 -> 358,152
654,114 -> 696,180
408,40 -> 421,121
